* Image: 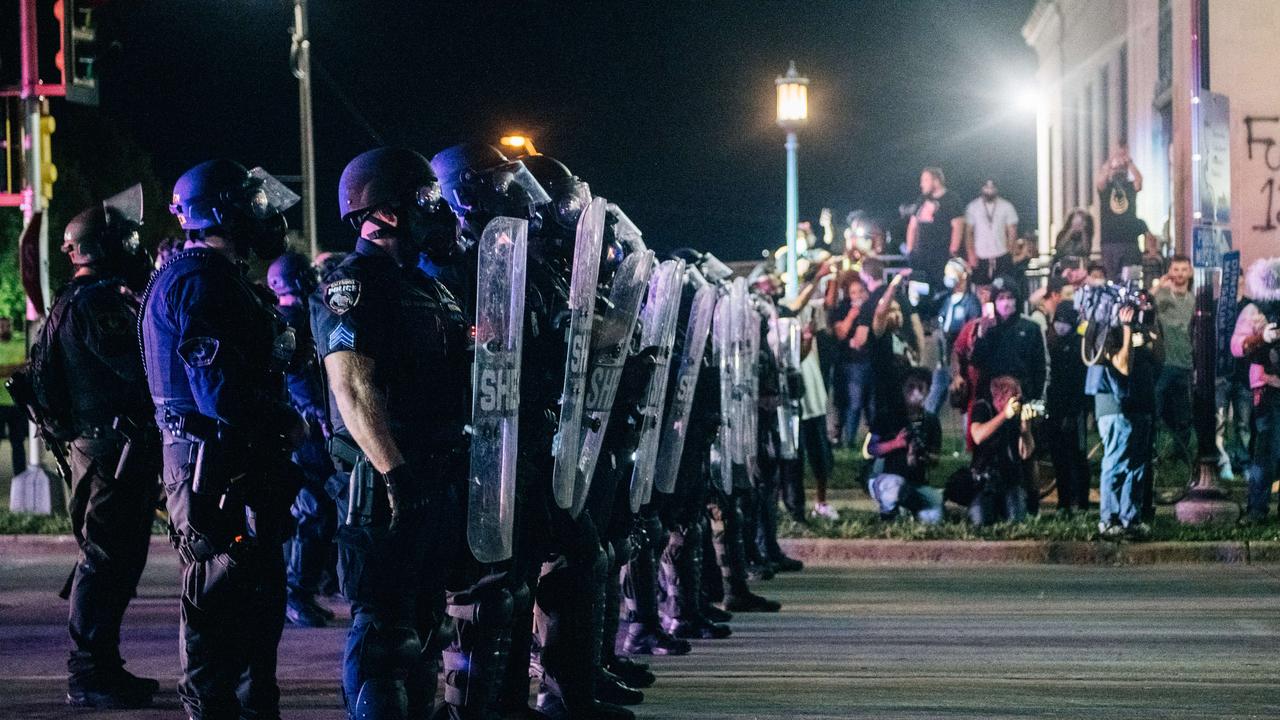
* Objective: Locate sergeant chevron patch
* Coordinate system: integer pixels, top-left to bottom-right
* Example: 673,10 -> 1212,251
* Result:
328,323 -> 356,352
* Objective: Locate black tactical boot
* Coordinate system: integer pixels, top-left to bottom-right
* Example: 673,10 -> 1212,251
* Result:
723,591 -> 781,613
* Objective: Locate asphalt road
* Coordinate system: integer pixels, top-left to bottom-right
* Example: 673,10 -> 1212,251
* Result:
2,550 -> 1278,719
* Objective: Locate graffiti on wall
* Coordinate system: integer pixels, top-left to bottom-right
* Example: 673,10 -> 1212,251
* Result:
1245,115 -> 1280,231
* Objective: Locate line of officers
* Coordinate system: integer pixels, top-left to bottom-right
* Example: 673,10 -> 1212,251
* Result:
38,144 -> 806,720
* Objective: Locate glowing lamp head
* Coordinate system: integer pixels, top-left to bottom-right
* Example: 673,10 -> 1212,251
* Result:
499,135 -> 538,156
775,61 -> 809,130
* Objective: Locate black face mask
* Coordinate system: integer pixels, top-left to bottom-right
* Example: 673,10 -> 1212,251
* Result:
410,203 -> 466,266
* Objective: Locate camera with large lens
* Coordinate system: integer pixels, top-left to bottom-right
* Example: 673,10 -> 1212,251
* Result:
1074,279 -> 1150,332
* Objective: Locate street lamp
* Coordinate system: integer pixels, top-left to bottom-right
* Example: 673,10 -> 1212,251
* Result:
500,134 -> 539,156
776,61 -> 808,299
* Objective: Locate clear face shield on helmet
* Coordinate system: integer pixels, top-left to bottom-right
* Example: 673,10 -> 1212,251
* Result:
103,183 -> 145,255
235,168 -> 300,260
243,167 -> 301,220
462,161 -> 551,219
605,203 -> 646,255
550,178 -> 592,230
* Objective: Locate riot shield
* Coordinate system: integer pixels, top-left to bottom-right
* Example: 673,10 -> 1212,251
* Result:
770,314 -> 802,460
713,291 -> 735,494
629,258 -> 686,511
468,217 -> 528,563
551,197 -> 607,510
714,279 -> 759,492
741,294 -> 761,486
570,249 -> 654,517
653,272 -> 717,494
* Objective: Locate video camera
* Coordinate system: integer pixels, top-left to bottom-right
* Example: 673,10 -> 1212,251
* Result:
1073,279 -> 1151,332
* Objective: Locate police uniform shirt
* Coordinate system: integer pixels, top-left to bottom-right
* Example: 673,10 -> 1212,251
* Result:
141,248 -> 284,433
311,238 -> 469,460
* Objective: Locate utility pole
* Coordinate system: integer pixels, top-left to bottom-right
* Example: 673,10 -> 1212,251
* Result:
1175,0 -> 1236,524
291,0 -> 317,258
9,0 -> 57,513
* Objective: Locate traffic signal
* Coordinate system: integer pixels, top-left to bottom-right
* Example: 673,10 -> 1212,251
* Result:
59,0 -> 100,106
38,112 -> 55,202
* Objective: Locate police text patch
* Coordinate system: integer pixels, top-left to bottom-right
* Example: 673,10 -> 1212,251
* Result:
177,337 -> 220,369
325,278 -> 362,315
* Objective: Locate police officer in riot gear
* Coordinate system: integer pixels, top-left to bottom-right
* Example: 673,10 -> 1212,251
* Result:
522,154 -> 644,715
310,147 -> 470,720
431,144 -> 633,720
40,189 -> 161,708
655,264 -> 732,641
142,159 -> 306,720
267,251 -> 339,628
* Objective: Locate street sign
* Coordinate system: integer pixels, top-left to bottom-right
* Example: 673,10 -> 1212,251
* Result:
1192,225 -> 1231,268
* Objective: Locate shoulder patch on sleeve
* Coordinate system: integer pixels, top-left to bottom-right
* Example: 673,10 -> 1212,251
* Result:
328,323 -> 356,352
177,337 -> 220,369
325,278 -> 362,315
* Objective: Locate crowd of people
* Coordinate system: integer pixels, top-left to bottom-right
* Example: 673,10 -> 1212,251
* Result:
761,143 -> 1280,539
13,135 -> 1280,720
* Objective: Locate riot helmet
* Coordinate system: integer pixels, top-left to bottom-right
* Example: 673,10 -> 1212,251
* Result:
62,184 -> 152,290
521,154 -> 592,238
430,143 -> 550,245
169,159 -> 298,261
266,250 -> 319,299
338,147 -> 460,263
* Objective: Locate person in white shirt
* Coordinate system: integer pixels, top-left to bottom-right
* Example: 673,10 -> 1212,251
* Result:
965,179 -> 1019,287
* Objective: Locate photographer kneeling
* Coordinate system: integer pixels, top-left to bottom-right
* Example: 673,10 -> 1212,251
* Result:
865,367 -> 944,523
967,375 -> 1037,525
1086,300 -> 1161,538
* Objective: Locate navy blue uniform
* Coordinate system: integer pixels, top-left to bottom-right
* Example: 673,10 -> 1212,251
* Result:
141,247 -> 299,720
46,276 -> 160,689
310,239 -> 476,717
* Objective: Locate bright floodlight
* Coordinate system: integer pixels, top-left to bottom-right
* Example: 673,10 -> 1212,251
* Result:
1013,84 -> 1040,114
776,61 -> 809,129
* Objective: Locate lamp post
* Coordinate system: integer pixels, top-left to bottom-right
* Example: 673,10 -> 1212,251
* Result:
290,0 -> 317,258
776,61 -> 808,299
500,134 -> 539,157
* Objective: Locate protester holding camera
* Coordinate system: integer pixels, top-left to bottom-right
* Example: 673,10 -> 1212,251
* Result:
828,271 -> 872,447
1230,257 -> 1280,521
969,276 -> 1046,403
866,368 -> 943,523
1087,296 -> 1161,537
1052,209 -> 1093,265
1095,143 -> 1146,280
967,375 -> 1036,525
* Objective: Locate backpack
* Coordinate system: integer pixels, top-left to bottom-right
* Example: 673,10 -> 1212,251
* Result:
16,286 -> 85,440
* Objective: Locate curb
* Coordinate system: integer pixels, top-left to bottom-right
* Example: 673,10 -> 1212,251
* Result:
0,534 -> 172,559
3,534 -> 1279,565
778,538 -> 1280,565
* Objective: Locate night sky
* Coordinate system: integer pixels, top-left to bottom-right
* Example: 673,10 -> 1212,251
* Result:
73,0 -> 1038,261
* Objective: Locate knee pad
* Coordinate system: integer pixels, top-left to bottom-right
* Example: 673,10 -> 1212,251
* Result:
352,678 -> 408,720
447,583 -> 514,628
356,623 -> 422,680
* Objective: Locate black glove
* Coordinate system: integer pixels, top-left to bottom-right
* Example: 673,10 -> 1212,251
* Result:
384,464 -> 428,533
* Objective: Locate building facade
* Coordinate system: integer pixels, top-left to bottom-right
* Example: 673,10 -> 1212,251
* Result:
1024,0 -> 1280,269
